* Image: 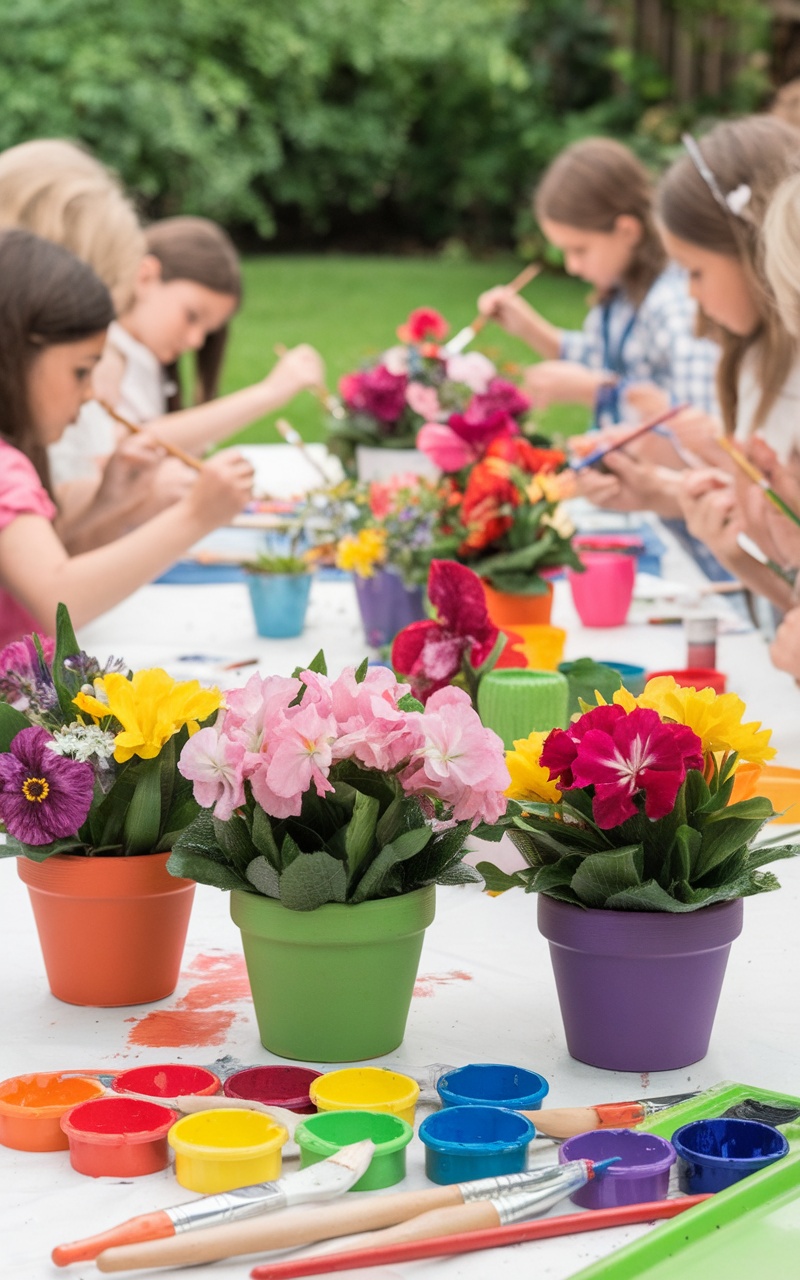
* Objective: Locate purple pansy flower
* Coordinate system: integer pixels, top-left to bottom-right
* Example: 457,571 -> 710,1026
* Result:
0,634 -> 57,714
0,727 -> 95,845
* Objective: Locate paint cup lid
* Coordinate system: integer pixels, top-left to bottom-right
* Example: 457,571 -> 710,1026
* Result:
419,1105 -> 535,1153
168,1108 -> 288,1161
61,1096 -> 178,1145
559,1127 -> 676,1176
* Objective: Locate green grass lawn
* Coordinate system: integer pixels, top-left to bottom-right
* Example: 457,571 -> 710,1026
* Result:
218,255 -> 591,446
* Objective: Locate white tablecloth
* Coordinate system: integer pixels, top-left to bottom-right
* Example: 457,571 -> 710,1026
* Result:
2,447 -> 799,1279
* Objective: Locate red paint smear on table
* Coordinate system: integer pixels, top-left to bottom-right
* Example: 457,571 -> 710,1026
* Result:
414,969 -> 473,998
127,953 -> 251,1047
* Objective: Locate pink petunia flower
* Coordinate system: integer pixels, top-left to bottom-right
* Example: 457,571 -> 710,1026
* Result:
401,687 -> 509,824
177,725 -> 246,821
445,352 -> 496,394
406,383 -> 443,421
0,726 -> 94,845
263,704 -> 337,816
417,422 -> 480,472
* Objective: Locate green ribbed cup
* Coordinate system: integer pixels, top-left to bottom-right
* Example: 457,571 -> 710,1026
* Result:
477,669 -> 569,748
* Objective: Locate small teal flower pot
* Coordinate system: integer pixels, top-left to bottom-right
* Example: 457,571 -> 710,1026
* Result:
246,572 -> 313,639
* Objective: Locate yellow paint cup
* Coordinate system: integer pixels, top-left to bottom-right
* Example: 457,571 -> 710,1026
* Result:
310,1068 -> 419,1127
509,624 -> 566,671
168,1108 -> 288,1193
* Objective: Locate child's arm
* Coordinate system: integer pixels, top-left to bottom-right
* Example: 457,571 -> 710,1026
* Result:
477,287 -> 563,358
0,451 -> 253,633
140,344 -> 326,455
523,360 -> 613,409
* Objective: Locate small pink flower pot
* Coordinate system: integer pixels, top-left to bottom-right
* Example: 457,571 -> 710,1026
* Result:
567,551 -> 635,628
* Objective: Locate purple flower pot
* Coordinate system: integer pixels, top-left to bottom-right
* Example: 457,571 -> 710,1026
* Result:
537,895 -> 744,1072
353,569 -> 426,648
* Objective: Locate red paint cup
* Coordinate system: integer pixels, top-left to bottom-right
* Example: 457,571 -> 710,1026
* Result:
60,1096 -> 178,1177
645,667 -> 727,694
222,1066 -> 322,1114
112,1063 -> 220,1099
567,551 -> 636,628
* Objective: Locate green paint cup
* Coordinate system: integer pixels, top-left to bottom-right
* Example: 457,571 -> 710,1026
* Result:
230,886 -> 435,1062
295,1109 -> 413,1190
477,669 -> 569,749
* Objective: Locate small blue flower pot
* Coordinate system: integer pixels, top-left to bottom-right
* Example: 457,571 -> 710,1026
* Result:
672,1118 -> 789,1194
437,1063 -> 549,1112
418,1105 -> 535,1185
246,572 -> 313,639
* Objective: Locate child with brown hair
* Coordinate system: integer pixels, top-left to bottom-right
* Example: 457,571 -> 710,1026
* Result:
0,230 -> 254,647
478,137 -> 718,424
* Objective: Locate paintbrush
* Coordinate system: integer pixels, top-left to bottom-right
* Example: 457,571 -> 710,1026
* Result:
736,532 -> 797,587
93,1166 -> 602,1273
98,399 -> 206,473
246,1196 -> 710,1279
718,436 -> 800,529
52,1140 -> 374,1267
569,402 -> 690,472
273,345 -> 345,420
274,418 -> 334,485
519,1091 -> 698,1139
442,262 -> 541,356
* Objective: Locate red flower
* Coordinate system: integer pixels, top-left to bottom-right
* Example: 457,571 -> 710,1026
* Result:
391,560 -> 500,701
459,458 -> 520,551
447,408 -> 519,455
467,377 -> 530,422
485,436 -> 566,474
541,705 -> 704,828
397,308 -> 449,344
339,366 -> 409,424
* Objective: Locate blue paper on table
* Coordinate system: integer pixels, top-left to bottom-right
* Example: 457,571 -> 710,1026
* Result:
156,562 -> 350,586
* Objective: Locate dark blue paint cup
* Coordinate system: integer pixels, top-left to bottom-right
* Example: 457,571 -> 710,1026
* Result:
672,1118 -> 789,1194
437,1063 -> 549,1111
419,1105 -> 535,1185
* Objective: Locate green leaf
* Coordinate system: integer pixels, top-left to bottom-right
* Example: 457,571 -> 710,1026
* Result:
604,880 -> 693,912
349,825 -> 432,904
279,850 -> 347,911
52,603 -> 82,719
251,806 -> 281,868
437,861 -> 484,886
123,757 -> 163,855
245,855 -> 281,898
397,692 -> 425,713
475,861 -> 528,892
212,814 -> 256,876
560,658 -> 623,719
167,846 -> 247,891
0,703 -> 32,752
570,845 -> 644,907
670,824 -> 702,883
292,650 -> 327,679
354,657 -> 369,683
280,833 -> 304,871
375,794 -> 426,847
344,790 -> 380,882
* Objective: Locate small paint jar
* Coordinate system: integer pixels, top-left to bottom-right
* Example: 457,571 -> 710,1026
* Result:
112,1063 -> 220,1100
60,1096 -> 178,1177
310,1068 -> 419,1128
168,1107 -> 288,1193
437,1063 -> 549,1112
295,1109 -> 413,1191
558,1128 -> 676,1209
672,1118 -> 790,1195
645,666 -> 727,694
223,1065 -> 322,1115
0,1072 -> 106,1153
418,1105 -> 535,1185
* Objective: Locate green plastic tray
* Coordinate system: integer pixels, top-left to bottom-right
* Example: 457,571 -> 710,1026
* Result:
639,1079 -> 800,1143
569,1149 -> 800,1279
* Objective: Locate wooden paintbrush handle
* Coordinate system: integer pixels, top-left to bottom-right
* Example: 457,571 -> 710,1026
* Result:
362,1201 -> 499,1247
520,1106 -> 601,1138
95,1186 -> 461,1272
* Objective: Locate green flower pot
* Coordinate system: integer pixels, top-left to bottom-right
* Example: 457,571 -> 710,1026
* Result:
230,885 -> 436,1062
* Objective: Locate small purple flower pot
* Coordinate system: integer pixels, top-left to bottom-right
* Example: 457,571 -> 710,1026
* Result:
558,1128 -> 676,1209
353,569 -> 426,647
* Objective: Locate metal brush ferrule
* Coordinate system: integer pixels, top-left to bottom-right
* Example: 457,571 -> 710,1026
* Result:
169,1184 -> 285,1232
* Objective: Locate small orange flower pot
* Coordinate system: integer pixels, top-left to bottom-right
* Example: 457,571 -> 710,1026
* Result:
482,580 -> 554,628
17,852 -> 195,1007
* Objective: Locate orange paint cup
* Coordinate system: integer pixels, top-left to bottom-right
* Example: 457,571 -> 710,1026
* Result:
0,1072 -> 106,1152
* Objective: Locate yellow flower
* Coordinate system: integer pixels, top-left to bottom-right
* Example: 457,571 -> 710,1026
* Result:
74,670 -> 222,763
505,731 -> 561,803
335,528 -> 388,578
612,676 -> 775,764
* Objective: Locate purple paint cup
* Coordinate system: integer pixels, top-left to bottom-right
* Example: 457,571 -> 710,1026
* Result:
558,1128 -> 676,1209
222,1066 -> 322,1115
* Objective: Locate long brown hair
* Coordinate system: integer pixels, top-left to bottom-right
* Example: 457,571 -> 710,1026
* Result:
535,138 -> 666,305
0,229 -> 114,494
657,116 -> 800,435
143,217 -> 242,408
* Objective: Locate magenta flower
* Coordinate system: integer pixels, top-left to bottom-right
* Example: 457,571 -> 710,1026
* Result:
0,726 -> 94,845
392,560 -> 500,701
445,408 -> 519,455
339,366 -> 409,424
468,377 -> 530,422
542,705 -> 703,828
0,633 -> 57,713
417,422 -> 480,472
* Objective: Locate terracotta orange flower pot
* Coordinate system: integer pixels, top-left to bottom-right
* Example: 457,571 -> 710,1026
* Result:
482,580 -> 554,628
18,852 -> 195,1007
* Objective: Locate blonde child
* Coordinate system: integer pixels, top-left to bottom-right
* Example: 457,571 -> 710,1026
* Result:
477,137 -> 718,423
0,230 -> 253,648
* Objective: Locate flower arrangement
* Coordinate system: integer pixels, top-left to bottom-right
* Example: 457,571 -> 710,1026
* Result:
391,559 -> 526,704
419,422 -> 581,596
331,473 -> 460,588
0,607 -> 221,859
326,306 -> 531,473
479,676 -> 799,911
169,652 -> 510,911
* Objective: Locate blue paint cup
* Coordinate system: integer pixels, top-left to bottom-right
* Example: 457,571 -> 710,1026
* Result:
246,572 -> 313,639
672,1118 -> 789,1194
596,661 -> 647,697
418,1105 -> 535,1185
437,1063 -> 549,1112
